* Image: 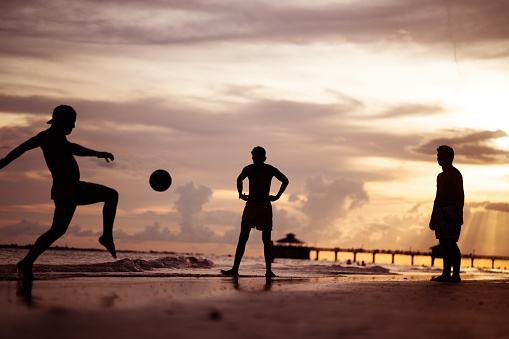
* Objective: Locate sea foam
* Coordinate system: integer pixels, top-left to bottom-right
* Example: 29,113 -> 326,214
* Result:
0,256 -> 215,280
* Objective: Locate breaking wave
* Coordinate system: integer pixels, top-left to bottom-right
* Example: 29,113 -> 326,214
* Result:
0,256 -> 215,280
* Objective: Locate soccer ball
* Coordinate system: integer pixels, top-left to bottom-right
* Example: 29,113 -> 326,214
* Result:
149,169 -> 172,192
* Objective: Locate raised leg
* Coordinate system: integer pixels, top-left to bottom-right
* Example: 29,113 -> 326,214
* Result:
78,183 -> 118,258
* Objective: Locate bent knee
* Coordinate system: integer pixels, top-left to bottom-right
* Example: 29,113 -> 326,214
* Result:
107,188 -> 119,202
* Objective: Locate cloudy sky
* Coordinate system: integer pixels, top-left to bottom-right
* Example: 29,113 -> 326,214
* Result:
1,0 -> 509,257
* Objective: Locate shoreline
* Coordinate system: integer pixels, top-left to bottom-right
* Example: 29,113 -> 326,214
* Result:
2,255 -> 509,282
3,244 -> 509,271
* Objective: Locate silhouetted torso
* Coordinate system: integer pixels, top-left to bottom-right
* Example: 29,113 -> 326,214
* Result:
240,163 -> 281,203
435,166 -> 463,208
37,128 -> 80,183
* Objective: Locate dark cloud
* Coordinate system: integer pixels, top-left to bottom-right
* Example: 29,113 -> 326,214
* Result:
0,91 -> 436,199
485,202 -> 509,213
0,220 -> 99,238
0,94 -> 225,135
67,225 -> 101,237
0,0 -> 508,59
412,129 -> 509,164
0,94 -> 465,163
114,222 -> 175,243
0,92 -> 360,161
0,219 -> 49,236
0,95 -> 56,116
113,220 -> 238,244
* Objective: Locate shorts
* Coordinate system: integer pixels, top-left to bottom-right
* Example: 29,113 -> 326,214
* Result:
241,201 -> 273,232
431,205 -> 462,241
51,181 -> 90,204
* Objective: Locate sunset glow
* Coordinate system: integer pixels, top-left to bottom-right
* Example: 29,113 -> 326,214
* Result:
1,0 -> 509,257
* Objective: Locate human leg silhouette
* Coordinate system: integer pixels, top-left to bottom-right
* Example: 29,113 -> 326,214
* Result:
441,239 -> 461,282
17,183 -> 118,280
451,242 -> 461,278
221,228 -> 251,276
441,239 -> 452,277
262,230 -> 276,277
77,183 -> 118,259
17,202 -> 77,280
432,239 -> 461,282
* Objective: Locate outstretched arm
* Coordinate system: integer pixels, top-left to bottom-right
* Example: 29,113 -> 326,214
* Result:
270,171 -> 289,201
0,136 -> 40,170
70,143 -> 114,162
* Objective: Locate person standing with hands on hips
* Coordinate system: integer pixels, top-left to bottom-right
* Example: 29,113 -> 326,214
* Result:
222,146 -> 289,278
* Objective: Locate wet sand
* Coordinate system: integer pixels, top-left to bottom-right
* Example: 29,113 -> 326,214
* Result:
1,274 -> 509,339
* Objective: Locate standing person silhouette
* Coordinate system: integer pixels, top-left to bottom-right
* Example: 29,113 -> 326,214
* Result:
221,146 -> 289,278
0,105 -> 118,280
429,145 -> 464,283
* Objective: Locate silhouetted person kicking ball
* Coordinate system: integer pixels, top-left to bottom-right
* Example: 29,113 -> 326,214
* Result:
429,145 -> 464,283
0,105 -> 118,280
222,146 -> 289,278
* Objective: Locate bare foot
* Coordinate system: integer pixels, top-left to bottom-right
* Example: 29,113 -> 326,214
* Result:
99,236 -> 117,259
221,269 -> 239,276
430,274 -> 450,282
449,275 -> 462,283
265,271 -> 278,278
16,261 -> 35,281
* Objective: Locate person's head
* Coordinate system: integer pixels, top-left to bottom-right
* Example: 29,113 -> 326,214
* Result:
251,146 -> 266,164
437,145 -> 454,167
48,105 -> 77,135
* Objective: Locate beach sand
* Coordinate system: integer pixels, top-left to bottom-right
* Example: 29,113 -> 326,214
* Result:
1,274 -> 509,339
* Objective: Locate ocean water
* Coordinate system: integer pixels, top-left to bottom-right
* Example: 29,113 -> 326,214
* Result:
0,248 -> 507,281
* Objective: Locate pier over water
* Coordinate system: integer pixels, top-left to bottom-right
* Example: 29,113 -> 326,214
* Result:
272,234 -> 509,269
306,246 -> 509,269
